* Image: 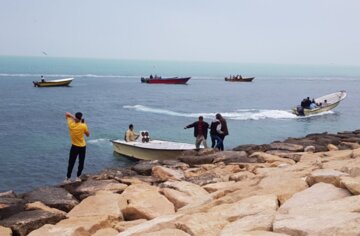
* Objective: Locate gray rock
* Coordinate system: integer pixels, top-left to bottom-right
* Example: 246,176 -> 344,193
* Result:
72,179 -> 128,200
0,195 -> 25,220
265,150 -> 303,162
95,167 -> 137,181
0,190 -> 17,198
212,151 -> 259,164
232,144 -> 271,154
132,161 -> 159,175
304,145 -> 316,153
178,155 -> 214,166
0,209 -> 65,236
269,142 -> 304,152
185,172 -> 219,186
23,186 -> 78,212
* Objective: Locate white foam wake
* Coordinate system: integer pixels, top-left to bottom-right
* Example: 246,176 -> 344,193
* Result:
87,138 -> 111,145
123,105 -> 301,120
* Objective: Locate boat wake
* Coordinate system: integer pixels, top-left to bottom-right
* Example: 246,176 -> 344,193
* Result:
123,105 -> 312,120
87,138 -> 111,145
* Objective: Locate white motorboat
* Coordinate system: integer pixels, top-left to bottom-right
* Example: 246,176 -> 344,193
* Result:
292,91 -> 347,116
111,139 -> 197,161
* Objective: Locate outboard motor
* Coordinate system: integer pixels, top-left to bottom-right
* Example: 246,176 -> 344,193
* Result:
296,106 -> 305,116
139,130 -> 150,143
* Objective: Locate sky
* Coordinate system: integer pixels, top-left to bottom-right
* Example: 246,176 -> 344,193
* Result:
0,0 -> 359,65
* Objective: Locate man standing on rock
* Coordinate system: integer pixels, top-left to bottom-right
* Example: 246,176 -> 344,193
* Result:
184,116 -> 209,149
65,112 -> 90,183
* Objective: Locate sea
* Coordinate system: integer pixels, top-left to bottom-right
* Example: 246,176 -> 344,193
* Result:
1,56 -> 360,193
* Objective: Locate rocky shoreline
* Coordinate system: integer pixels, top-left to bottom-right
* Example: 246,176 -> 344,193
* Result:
1,130 -> 360,235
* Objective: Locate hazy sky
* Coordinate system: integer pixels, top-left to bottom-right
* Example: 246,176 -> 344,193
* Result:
1,0 -> 359,65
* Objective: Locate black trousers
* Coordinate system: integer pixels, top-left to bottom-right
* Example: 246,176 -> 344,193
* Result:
67,145 -> 86,178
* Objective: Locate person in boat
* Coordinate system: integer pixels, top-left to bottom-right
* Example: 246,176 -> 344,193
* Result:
65,112 -> 90,183
322,100 -> 329,107
184,116 -> 209,149
150,74 -> 153,79
309,99 -> 318,109
125,124 -> 139,142
210,117 -> 223,150
41,75 -> 45,83
216,113 -> 229,151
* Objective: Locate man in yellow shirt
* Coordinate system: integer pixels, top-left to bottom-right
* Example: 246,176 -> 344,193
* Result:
65,112 -> 90,183
125,124 -> 139,142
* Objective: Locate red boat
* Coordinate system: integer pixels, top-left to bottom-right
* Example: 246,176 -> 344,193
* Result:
141,76 -> 191,84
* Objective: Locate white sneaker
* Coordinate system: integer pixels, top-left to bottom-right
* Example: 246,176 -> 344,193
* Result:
75,177 -> 82,182
63,178 -> 71,184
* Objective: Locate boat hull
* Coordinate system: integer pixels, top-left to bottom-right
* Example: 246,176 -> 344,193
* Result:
292,102 -> 340,116
33,78 -> 74,87
224,77 -> 255,82
111,139 -> 196,160
141,77 -> 191,84
292,91 -> 346,116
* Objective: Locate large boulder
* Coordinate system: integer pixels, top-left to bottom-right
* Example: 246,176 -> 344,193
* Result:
279,183 -> 350,214
139,228 -> 190,236
175,212 -> 228,236
306,169 -> 349,187
273,195 -> 360,235
269,142 -> 304,152
178,155 -> 214,166
219,210 -> 276,236
160,180 -> 211,210
232,144 -> 271,154
23,186 -> 78,212
249,152 -> 295,166
132,161 -> 159,175
152,166 -> 185,181
117,214 -> 182,236
0,209 -> 65,236
28,215 -> 116,236
114,219 -> 147,232
0,226 -> 12,236
92,227 -> 119,236
212,151 -> 259,164
339,176 -> 360,195
203,181 -> 236,193
119,183 -> 175,220
25,201 -> 66,216
72,179 -> 127,200
95,167 -> 137,181
208,194 -> 278,221
67,191 -> 124,220
0,193 -> 25,220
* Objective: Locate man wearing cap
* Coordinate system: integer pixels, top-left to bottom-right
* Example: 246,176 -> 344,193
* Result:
65,112 -> 90,183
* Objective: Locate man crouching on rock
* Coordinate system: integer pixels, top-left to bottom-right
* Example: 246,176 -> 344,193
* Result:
65,112 -> 90,183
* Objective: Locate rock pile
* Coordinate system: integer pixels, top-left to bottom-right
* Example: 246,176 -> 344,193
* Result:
1,130 -> 360,235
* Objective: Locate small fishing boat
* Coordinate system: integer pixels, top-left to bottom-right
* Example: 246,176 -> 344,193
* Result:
111,139 -> 197,160
224,76 -> 255,82
292,91 -> 347,116
141,76 -> 191,84
33,78 -> 74,87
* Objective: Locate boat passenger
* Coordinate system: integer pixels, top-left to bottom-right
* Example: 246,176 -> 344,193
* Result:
303,97 -> 311,108
41,75 -> 45,83
125,124 -> 139,142
322,100 -> 329,107
184,116 -> 209,149
210,118 -> 223,149
150,74 -> 153,79
216,113 -> 229,151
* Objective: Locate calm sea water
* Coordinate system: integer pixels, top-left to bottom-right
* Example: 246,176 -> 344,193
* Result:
1,56 -> 360,192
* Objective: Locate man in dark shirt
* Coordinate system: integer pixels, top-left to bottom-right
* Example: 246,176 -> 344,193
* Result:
184,116 -> 209,149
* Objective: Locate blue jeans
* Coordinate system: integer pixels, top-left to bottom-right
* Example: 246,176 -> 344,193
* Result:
210,135 -> 222,149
